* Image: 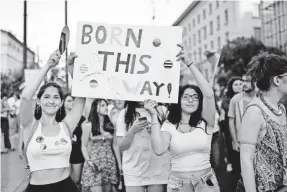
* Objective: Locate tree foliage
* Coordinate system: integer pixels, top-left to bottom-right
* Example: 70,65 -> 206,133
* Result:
219,37 -> 286,78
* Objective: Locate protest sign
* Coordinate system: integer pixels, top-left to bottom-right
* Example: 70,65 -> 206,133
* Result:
71,21 -> 182,103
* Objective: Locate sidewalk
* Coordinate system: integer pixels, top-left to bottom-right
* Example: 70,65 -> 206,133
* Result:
1,136 -> 28,192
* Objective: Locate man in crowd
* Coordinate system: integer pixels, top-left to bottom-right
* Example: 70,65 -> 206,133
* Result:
228,73 -> 256,180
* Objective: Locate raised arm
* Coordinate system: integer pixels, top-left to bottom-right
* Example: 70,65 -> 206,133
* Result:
177,45 -> 215,126
144,100 -> 170,155
20,50 -> 61,128
63,52 -> 85,132
239,106 -> 263,192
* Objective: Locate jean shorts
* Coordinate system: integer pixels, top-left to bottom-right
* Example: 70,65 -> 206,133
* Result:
167,169 -> 220,192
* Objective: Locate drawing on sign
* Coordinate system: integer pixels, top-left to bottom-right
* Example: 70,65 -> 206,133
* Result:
153,38 -> 161,47
80,64 -> 88,73
164,60 -> 173,69
89,79 -> 98,88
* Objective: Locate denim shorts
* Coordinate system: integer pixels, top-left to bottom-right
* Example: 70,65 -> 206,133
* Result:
167,169 -> 220,192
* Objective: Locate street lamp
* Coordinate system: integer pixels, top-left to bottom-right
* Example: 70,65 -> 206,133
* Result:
65,0 -> 69,89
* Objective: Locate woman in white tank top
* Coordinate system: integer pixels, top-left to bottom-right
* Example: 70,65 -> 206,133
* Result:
148,45 -> 220,192
20,51 -> 86,192
117,101 -> 170,192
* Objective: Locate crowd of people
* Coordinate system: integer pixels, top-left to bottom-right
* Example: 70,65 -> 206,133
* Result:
2,46 -> 287,192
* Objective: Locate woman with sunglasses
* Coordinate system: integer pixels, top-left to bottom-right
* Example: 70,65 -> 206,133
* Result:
149,45 -> 219,192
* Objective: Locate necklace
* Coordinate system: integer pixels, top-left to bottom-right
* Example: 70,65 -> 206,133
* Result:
178,124 -> 192,133
259,93 -> 283,116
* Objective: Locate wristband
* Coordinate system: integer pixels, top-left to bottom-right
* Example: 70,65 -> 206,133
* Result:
186,62 -> 193,67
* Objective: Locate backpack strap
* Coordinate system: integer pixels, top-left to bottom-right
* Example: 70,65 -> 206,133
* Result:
23,120 -> 39,166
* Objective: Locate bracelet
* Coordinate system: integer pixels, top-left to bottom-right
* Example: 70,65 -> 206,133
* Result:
239,141 -> 256,145
151,122 -> 160,126
186,62 -> 193,68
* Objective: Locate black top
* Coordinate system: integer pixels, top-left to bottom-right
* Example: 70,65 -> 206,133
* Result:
72,116 -> 86,145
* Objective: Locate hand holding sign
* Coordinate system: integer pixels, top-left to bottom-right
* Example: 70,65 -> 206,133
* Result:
46,50 -> 61,68
67,52 -> 78,78
144,99 -> 158,116
176,44 -> 193,67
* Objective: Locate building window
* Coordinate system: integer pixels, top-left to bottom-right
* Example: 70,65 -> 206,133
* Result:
204,44 -> 207,52
188,52 -> 192,61
217,15 -> 220,31
188,23 -> 192,32
203,26 -> 207,39
189,37 -> 192,49
225,31 -> 229,42
203,9 -> 206,20
210,21 -> 213,35
194,51 -> 197,62
210,40 -> 214,49
217,36 -> 221,50
184,41 -> 188,50
216,0 -> 219,8
209,3 -> 212,15
199,47 -> 202,61
224,9 -> 229,26
198,30 -> 201,43
183,27 -> 187,36
254,27 -> 261,40
193,19 -> 196,28
193,34 -> 196,46
197,14 -> 200,24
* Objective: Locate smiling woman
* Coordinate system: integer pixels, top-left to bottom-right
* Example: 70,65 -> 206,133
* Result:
149,45 -> 220,192
20,50 -> 86,192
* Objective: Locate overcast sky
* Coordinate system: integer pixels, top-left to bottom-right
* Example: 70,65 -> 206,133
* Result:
0,0 -> 193,67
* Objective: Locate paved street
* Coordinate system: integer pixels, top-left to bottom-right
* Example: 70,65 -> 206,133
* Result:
1,136 -> 28,192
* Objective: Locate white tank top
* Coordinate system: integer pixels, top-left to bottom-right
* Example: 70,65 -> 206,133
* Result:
26,122 -> 72,172
161,120 -> 212,172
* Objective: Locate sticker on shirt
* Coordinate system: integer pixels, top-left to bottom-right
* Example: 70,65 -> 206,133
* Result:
60,138 -> 68,145
55,141 -> 60,146
36,136 -> 44,143
40,144 -> 47,150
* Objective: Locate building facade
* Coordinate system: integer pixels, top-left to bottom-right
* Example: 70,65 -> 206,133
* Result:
1,29 -> 38,75
260,0 -> 287,55
173,0 -> 261,85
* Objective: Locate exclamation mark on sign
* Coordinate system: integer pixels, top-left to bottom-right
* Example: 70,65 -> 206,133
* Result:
167,83 -> 172,98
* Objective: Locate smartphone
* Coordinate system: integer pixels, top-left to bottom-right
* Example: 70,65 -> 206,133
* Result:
138,117 -> 147,121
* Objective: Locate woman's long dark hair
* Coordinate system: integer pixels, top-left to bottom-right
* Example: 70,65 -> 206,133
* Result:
88,99 -> 114,136
34,82 -> 66,122
124,101 -> 141,130
225,76 -> 242,99
167,84 -> 208,132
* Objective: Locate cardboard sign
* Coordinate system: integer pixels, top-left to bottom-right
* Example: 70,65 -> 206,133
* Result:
71,21 -> 182,103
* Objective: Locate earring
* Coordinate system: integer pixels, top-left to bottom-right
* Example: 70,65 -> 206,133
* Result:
36,104 -> 41,113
